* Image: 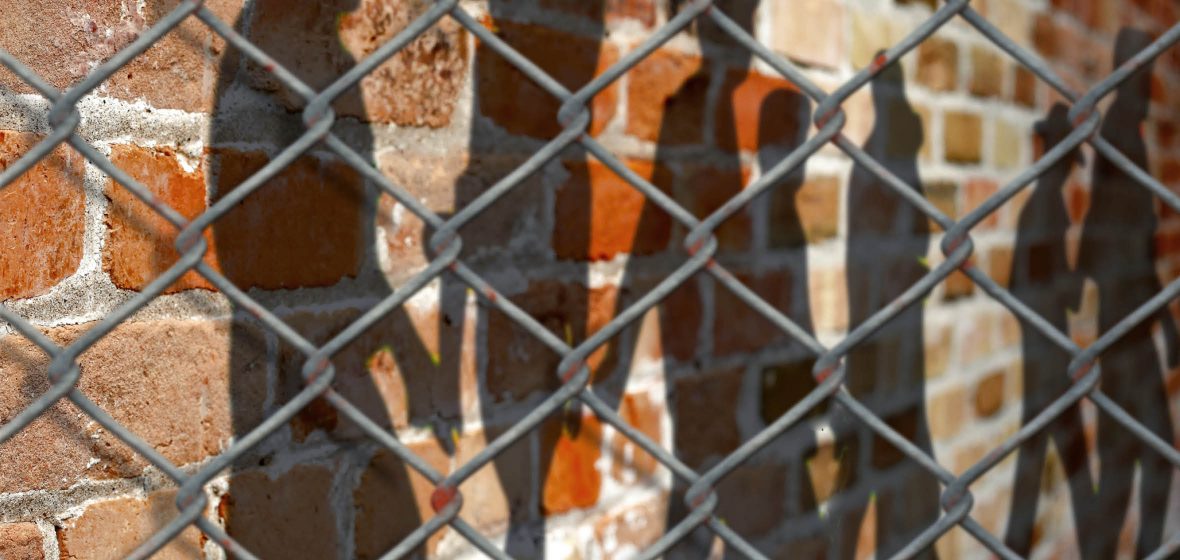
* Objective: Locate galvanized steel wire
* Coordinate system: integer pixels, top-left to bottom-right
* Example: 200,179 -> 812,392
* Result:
1,0 -> 1179,558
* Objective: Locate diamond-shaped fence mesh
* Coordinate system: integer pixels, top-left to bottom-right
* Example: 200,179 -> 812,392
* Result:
1,0 -> 1179,558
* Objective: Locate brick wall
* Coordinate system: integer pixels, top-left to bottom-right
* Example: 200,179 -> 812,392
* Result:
1,0 -> 1178,558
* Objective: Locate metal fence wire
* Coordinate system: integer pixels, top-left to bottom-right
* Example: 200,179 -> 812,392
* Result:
1,0 -> 1179,558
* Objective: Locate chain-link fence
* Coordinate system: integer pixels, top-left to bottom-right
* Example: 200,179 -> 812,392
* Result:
1,0 -> 1179,558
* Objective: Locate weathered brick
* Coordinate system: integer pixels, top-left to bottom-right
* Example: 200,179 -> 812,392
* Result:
541,413 -> 604,515
916,37 -> 959,92
354,440 -> 450,558
626,48 -> 705,144
476,19 -> 618,138
104,145 -> 215,292
222,465 -> 338,558
0,523 -> 42,560
969,46 -> 1006,98
57,489 -> 204,560
248,0 -> 467,127
0,1 -> 241,112
944,111 -> 983,164
769,0 -> 846,69
112,0 -> 243,112
0,131 -> 86,301
554,159 -> 671,261
0,320 -> 247,493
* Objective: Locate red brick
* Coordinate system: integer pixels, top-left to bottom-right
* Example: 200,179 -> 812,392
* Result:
0,523 -> 42,560
553,159 -> 672,261
354,440 -> 450,558
541,413 -> 604,515
243,0 -> 467,126
626,48 -> 705,144
716,70 -> 807,153
0,131 -> 86,300
476,19 -> 618,138
211,148 -> 364,290
0,320 -> 247,493
222,465 -> 338,558
673,368 -> 742,466
104,145 -> 215,292
57,489 -> 204,560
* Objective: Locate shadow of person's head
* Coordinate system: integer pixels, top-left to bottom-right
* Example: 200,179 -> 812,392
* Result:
868,57 -> 922,161
1035,102 -> 1086,165
673,0 -> 760,56
1112,27 -> 1154,121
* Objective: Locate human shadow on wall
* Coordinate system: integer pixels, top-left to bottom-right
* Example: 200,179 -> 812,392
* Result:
826,60 -> 941,560
597,0 -> 826,556
1078,27 -> 1177,560
1003,102 -> 1094,556
207,0 -> 443,557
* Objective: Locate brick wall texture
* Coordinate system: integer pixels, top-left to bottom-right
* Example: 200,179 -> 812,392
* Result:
1,0 -> 1179,558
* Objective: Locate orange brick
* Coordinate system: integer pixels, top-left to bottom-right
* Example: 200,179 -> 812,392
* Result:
105,145 -> 215,292
541,413 -> 604,515
716,70 -> 807,153
0,131 -> 86,300
58,489 -> 204,560
626,48 -> 705,144
553,159 -> 671,261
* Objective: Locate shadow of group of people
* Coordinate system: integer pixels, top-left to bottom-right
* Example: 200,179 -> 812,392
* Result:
192,0 -> 1177,556
1006,28 -> 1177,560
